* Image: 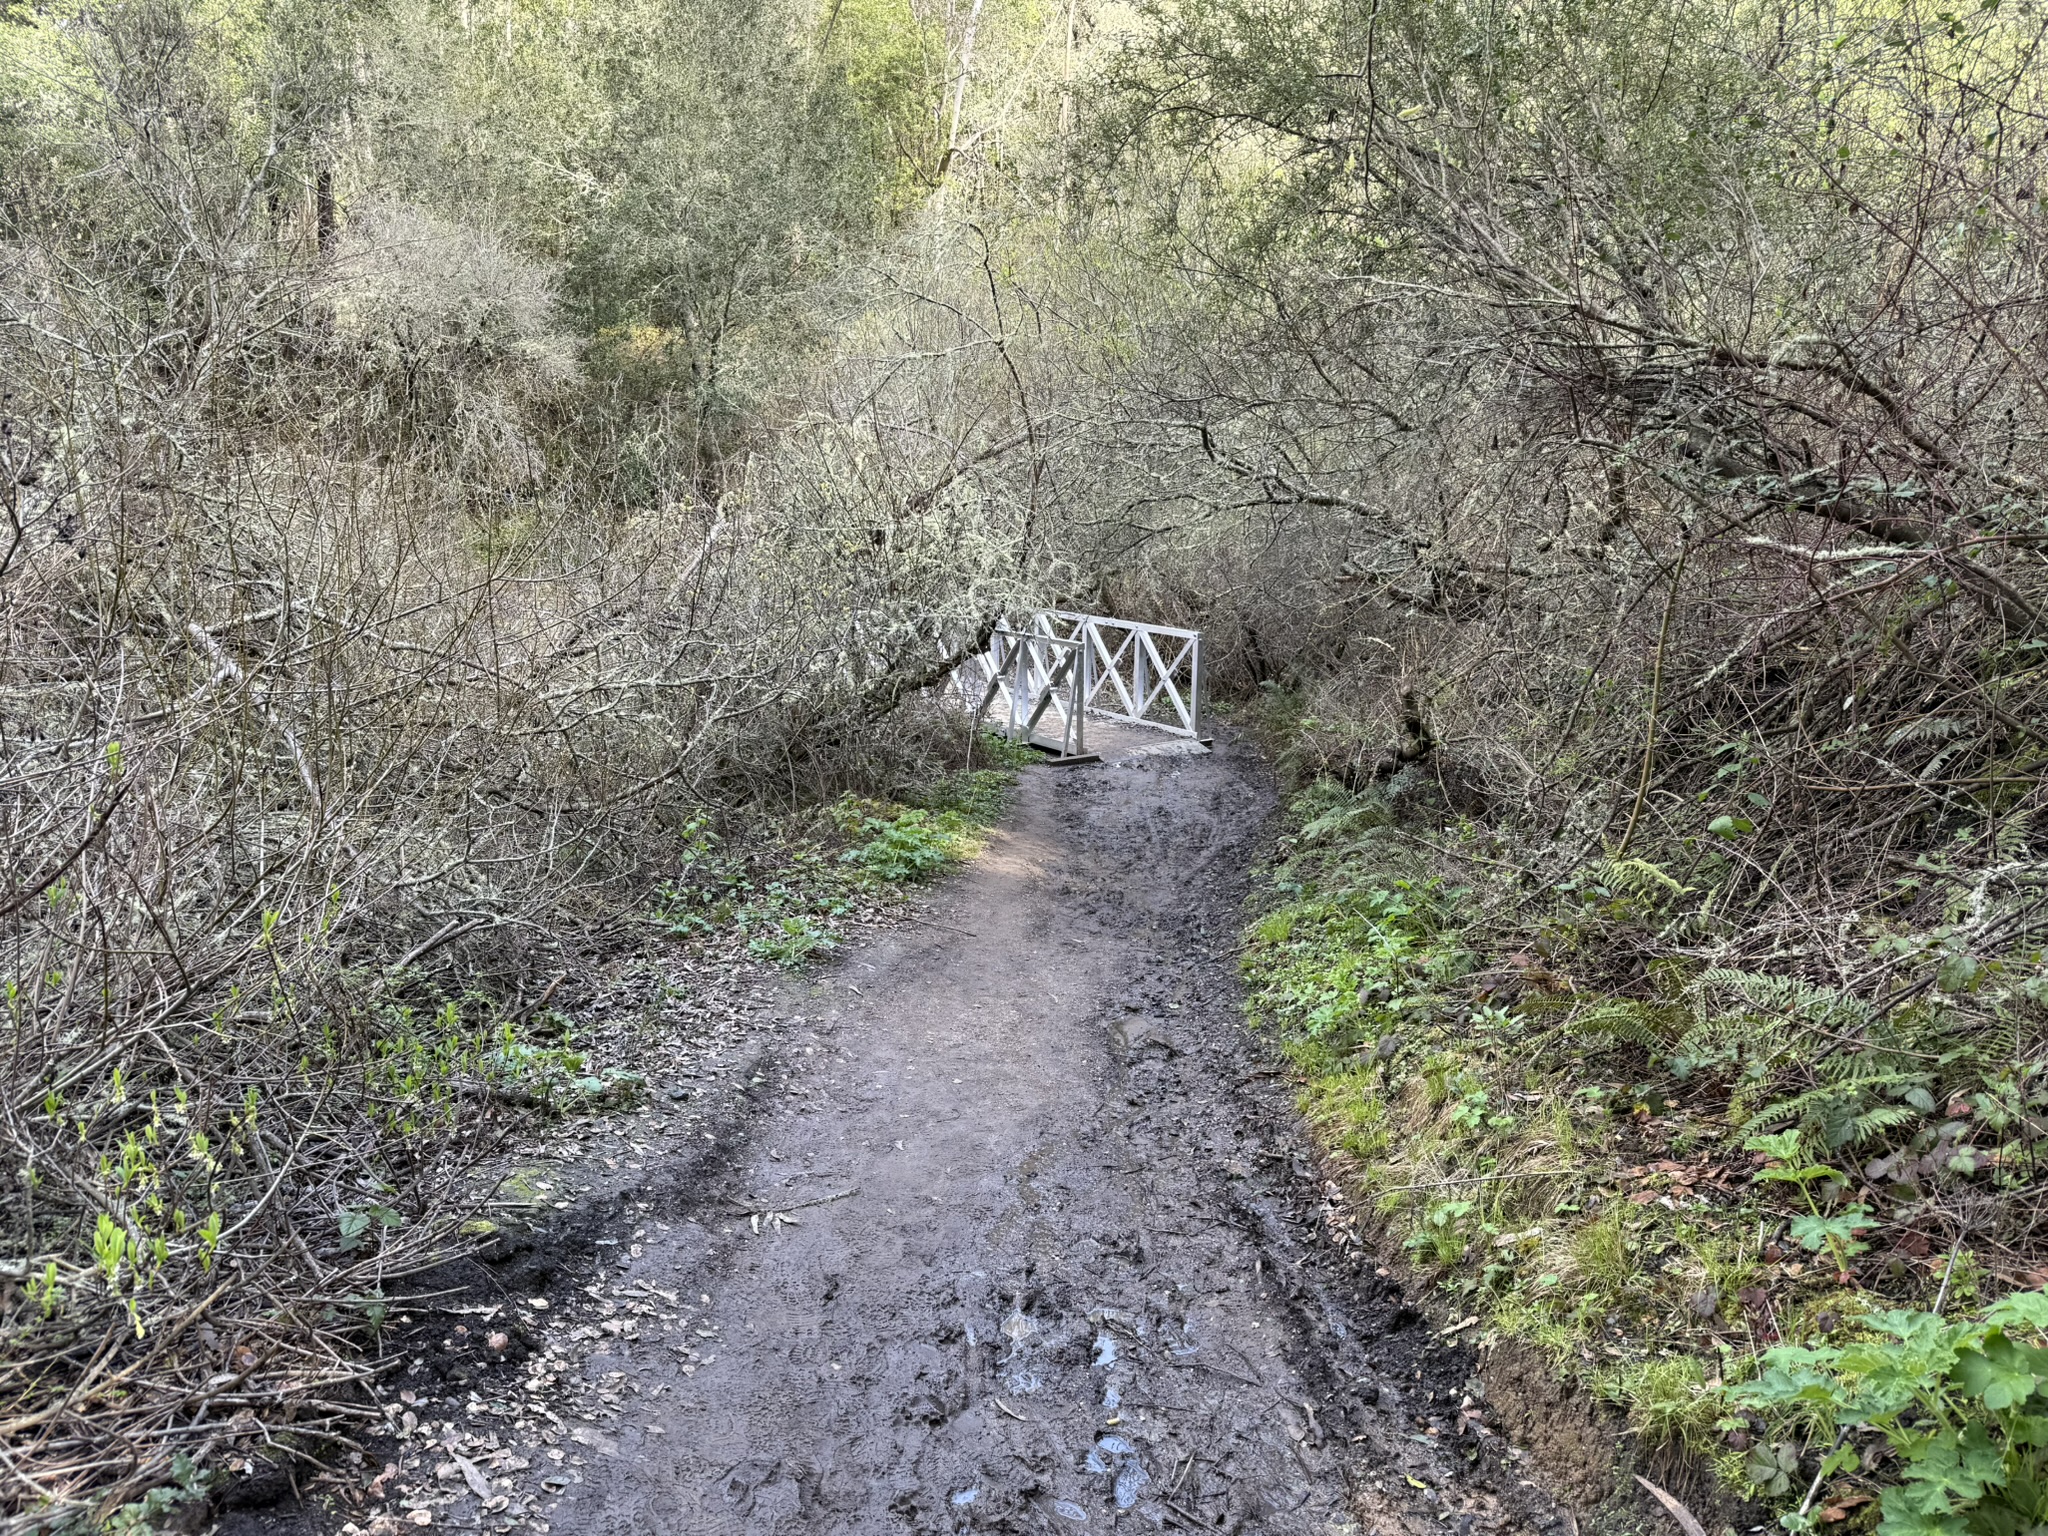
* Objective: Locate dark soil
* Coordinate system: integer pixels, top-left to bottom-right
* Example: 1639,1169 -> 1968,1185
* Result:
222,730 -> 1578,1536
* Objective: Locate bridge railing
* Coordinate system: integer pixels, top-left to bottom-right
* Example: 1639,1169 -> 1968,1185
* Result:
955,611 -> 1203,756
1043,611 -> 1204,739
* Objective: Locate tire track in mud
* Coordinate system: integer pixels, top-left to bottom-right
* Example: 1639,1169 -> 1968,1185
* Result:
520,732 -> 1567,1535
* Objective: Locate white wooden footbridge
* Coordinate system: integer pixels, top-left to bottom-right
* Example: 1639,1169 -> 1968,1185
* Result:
956,611 -> 1206,763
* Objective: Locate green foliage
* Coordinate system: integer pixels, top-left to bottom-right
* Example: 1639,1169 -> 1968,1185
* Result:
840,806 -> 973,883
105,1453 -> 212,1535
1242,789 -> 1467,1055
747,916 -> 838,967
336,1203 -> 403,1255
1404,1199 -> 1475,1267
904,764 -> 1020,821
1734,1293 -> 2048,1536
649,769 -> 1011,968
487,1036 -> 590,1100
1602,1354 -> 1723,1457
820,0 -> 948,211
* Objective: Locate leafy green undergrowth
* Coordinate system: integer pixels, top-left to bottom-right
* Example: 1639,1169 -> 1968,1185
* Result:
650,748 -> 1024,966
1245,776 -> 2048,1531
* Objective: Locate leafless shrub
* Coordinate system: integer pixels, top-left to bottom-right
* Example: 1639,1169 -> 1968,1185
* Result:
0,25 -> 1036,1530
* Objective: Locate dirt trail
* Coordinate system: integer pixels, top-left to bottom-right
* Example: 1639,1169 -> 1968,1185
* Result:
511,733 -> 1559,1535
230,731 -> 1569,1536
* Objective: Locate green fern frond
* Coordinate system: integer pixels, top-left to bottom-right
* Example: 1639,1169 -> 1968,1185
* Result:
1570,999 -> 1683,1051
1846,1103 -> 1919,1145
1597,857 -> 1687,900
1995,810 -> 2035,863
1301,798 -> 1393,846
1698,969 -> 1873,1035
1669,1009 -> 1793,1081
1818,1053 -> 1931,1087
1883,715 -> 1969,749
1744,1070 -> 1934,1149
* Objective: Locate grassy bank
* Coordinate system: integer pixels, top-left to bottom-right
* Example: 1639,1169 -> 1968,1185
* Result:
1244,764 -> 2048,1533
648,745 -> 1033,968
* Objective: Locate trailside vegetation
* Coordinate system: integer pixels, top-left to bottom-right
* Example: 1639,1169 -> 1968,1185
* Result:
0,0 -> 1051,1525
10,0 -> 2048,1530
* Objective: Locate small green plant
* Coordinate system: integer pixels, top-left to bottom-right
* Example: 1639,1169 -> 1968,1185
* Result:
487,1029 -> 591,1107
26,1261 -> 62,1318
196,1211 -> 222,1271
1404,1198 -> 1475,1266
106,1453 -> 211,1534
1749,1129 -> 1874,1275
1572,1203 -> 1632,1290
1604,1355 -> 1723,1456
93,1213 -> 128,1286
337,1203 -> 403,1254
841,807 -> 966,882
1733,1290 -> 2048,1536
747,915 -> 837,966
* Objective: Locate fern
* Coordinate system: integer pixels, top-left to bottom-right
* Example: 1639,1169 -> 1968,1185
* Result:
1846,1102 -> 1920,1145
1698,968 -> 1874,1037
1744,1069 -> 1933,1149
1301,799 -> 1393,847
1669,1008 -> 1792,1083
1596,857 -> 1687,901
1883,714 -> 1969,749
1570,998 -> 1682,1051
1995,810 -> 2035,864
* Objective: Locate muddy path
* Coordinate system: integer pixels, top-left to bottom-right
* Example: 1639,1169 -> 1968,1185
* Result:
239,731 -> 1571,1536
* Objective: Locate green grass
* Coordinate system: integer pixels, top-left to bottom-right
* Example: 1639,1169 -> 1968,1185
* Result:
651,742 -> 1021,967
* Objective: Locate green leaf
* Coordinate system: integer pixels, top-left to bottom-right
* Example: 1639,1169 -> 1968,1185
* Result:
1746,1129 -> 1805,1163
1709,815 -> 1755,838
1915,1423 -> 2007,1502
1956,1337 -> 2041,1412
1733,1356 -> 1849,1410
1789,1207 -> 1874,1255
1937,954 -> 1982,994
1745,1440 -> 1801,1497
1758,1163 -> 1848,1186
1988,1291 -> 2048,1334
1877,1484 -> 1970,1536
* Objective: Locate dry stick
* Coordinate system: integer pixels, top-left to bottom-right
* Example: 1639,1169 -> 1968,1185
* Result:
722,1187 -> 860,1218
1617,526 -> 1690,858
1934,1233 -> 1967,1316
1794,1429 -> 1852,1526
892,910 -> 981,938
1372,1166 -> 1575,1195
1635,1476 -> 1708,1536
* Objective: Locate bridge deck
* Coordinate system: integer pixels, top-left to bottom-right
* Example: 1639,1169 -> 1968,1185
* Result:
1019,715 -> 1209,763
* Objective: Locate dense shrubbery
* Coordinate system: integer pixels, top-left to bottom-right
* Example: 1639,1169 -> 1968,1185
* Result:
0,0 -> 1056,1524
649,756 -> 1023,964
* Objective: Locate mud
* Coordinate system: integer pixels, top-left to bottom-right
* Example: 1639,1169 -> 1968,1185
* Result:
230,731 -> 1577,1536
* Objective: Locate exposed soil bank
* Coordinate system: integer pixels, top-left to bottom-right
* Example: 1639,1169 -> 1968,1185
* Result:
229,732 -> 1579,1535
